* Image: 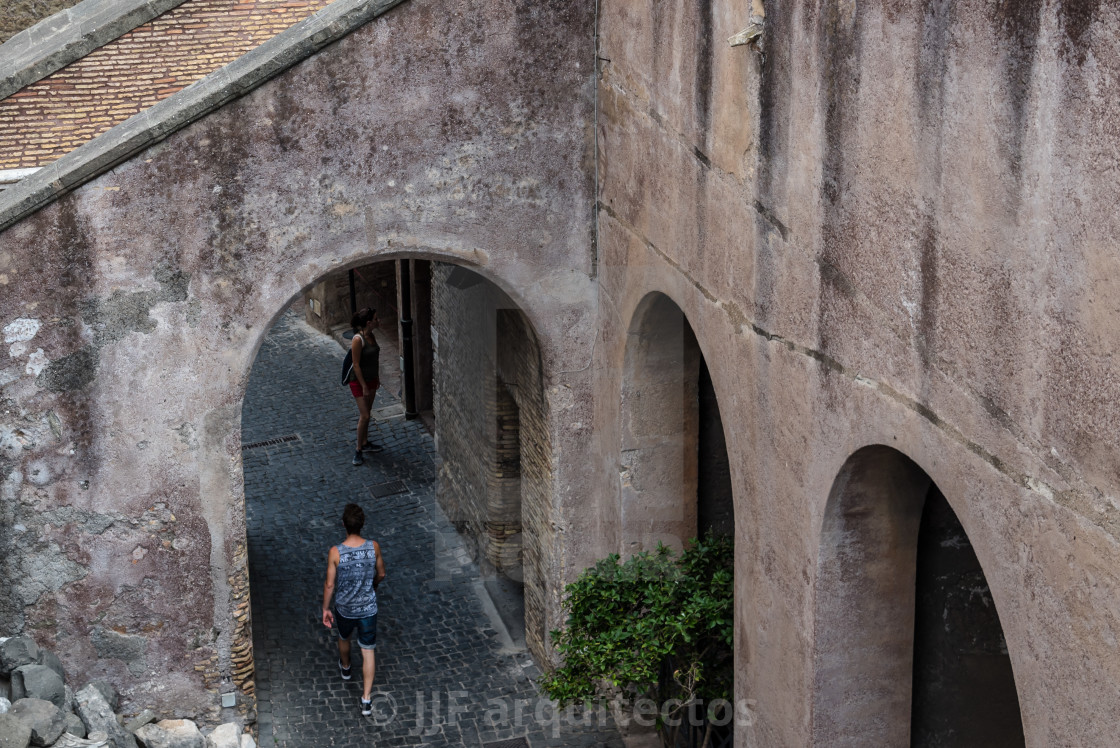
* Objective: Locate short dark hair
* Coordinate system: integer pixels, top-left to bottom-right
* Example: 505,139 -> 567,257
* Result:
342,503 -> 365,535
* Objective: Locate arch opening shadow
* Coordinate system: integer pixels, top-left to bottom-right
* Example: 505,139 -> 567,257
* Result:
813,445 -> 1024,747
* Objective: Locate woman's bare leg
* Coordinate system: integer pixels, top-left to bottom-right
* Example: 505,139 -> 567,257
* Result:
356,394 -> 372,450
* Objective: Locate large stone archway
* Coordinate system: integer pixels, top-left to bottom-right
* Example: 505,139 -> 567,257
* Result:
0,0 -> 596,720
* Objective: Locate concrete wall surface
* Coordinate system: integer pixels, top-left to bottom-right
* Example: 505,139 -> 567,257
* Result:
2,0 -> 1120,742
0,0 -> 595,721
594,0 -> 1120,745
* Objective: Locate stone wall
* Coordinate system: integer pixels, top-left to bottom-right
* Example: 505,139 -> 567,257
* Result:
595,0 -> 1120,744
0,0 -> 83,44
494,307 -> 551,662
0,0 -> 596,721
4,0 -> 1120,740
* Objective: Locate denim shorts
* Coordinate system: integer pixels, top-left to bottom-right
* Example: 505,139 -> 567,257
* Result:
334,608 -> 377,650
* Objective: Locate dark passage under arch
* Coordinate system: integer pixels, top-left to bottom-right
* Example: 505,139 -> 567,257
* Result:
912,484 -> 1024,746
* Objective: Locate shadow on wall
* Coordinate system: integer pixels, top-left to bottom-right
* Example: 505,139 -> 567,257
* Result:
813,445 -> 1024,747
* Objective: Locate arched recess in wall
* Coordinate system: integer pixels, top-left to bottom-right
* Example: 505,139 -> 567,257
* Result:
237,255 -> 553,713
619,291 -> 735,552
812,445 -> 1024,747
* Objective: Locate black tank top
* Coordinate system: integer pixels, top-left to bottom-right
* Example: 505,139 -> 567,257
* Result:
355,332 -> 380,382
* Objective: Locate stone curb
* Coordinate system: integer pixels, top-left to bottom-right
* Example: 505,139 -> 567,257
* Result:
0,0 -> 191,101
0,0 -> 406,235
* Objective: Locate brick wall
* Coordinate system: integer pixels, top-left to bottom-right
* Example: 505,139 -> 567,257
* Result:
432,263 -> 494,549
431,263 -> 552,662
0,0 -> 332,169
495,308 -> 551,663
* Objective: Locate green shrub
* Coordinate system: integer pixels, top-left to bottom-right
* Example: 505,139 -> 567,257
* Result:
540,533 -> 734,715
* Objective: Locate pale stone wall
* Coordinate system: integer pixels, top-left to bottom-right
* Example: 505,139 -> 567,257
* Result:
595,0 -> 1120,744
3,0 -> 1120,740
0,0 -> 83,43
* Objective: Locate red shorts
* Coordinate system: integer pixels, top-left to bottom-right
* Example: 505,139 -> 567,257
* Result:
349,380 -> 378,398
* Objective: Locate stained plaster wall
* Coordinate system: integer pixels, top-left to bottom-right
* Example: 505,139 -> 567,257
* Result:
0,0 -> 596,720
594,0 -> 1120,745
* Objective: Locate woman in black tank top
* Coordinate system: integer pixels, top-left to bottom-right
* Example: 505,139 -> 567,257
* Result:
348,308 -> 383,465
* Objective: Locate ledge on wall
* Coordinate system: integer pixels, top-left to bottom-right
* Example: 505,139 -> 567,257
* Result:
0,0 -> 191,101
0,0 -> 407,235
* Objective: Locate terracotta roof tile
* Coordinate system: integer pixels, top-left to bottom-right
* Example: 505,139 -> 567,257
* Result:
0,0 -> 333,170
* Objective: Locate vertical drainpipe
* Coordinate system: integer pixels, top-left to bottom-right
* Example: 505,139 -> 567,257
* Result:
399,260 -> 418,419
348,269 -> 357,315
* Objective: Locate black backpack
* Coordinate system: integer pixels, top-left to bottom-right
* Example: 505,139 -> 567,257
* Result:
340,348 -> 354,386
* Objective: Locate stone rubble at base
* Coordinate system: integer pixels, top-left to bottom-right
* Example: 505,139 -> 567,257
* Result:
0,636 -> 256,748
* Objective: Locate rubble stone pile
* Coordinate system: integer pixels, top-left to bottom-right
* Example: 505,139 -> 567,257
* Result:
0,637 -> 255,748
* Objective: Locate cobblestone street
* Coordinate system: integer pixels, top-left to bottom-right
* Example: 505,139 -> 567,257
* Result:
241,309 -> 624,748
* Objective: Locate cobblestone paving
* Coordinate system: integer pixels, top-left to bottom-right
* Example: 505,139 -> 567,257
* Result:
242,309 -> 625,748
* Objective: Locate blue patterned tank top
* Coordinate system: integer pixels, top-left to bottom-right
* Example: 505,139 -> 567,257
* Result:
334,540 -> 378,619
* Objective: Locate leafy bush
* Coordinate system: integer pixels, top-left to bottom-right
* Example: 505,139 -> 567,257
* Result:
540,534 -> 734,715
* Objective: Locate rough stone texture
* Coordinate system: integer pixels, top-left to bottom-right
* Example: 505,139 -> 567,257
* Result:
202,723 -> 237,748
133,720 -> 203,748
7,698 -> 65,747
63,710 -> 86,738
86,682 -> 117,713
123,709 -> 156,733
74,686 -> 136,748
10,665 -> 65,708
0,638 -> 39,676
0,695 -> 9,714
34,650 -> 64,684
0,711 -> 32,748
0,0 -> 83,44
89,628 -> 146,677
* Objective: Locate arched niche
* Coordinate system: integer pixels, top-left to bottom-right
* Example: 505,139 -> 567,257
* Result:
618,291 -> 734,552
619,292 -> 702,553
812,445 -> 1024,746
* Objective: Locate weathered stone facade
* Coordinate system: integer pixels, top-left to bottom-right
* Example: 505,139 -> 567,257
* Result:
0,0 -> 596,722
1,0 -> 1120,743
